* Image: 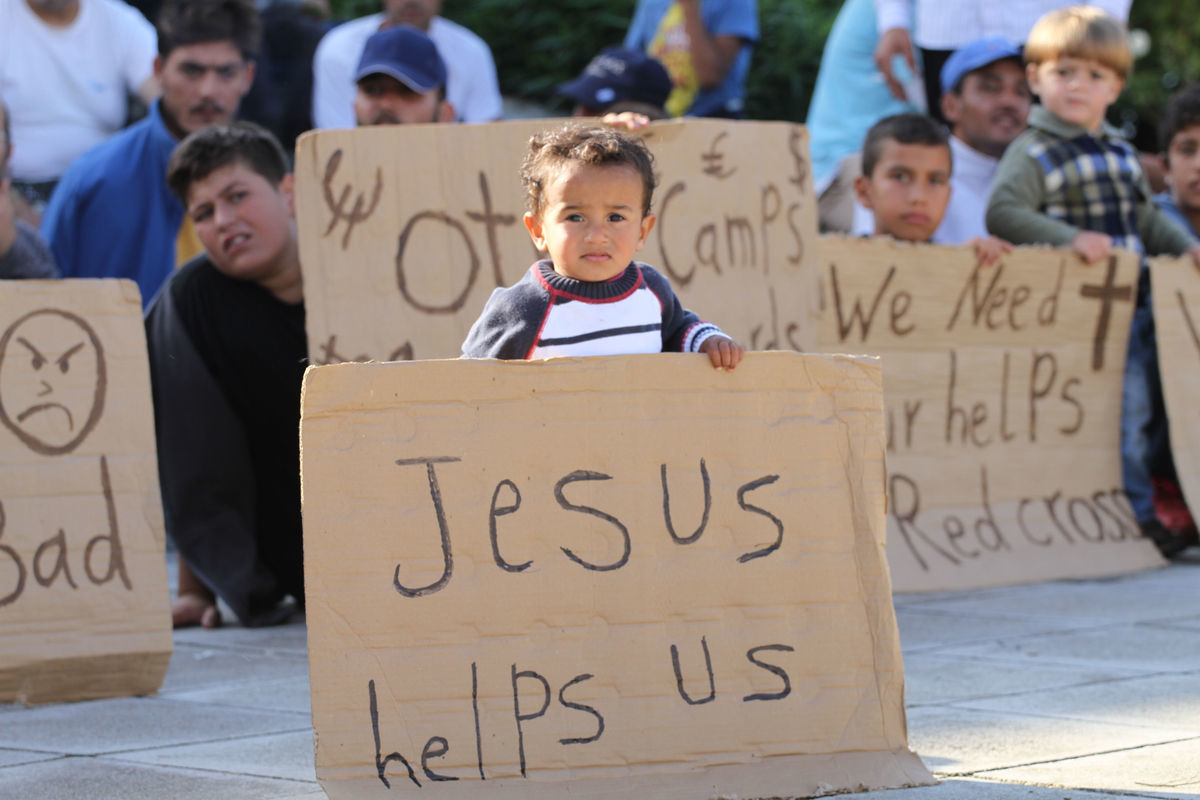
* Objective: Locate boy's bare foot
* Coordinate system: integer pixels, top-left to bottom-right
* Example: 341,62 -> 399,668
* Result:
172,592 -> 221,628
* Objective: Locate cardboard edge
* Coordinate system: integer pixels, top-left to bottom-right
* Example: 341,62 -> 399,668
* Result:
317,748 -> 934,799
0,648 -> 172,706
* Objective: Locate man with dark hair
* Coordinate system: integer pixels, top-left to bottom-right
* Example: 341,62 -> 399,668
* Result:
0,98 -> 58,279
41,0 -> 259,307
935,37 -> 1031,244
148,121 -> 306,628
556,47 -> 672,120
854,111 -> 1009,264
312,0 -> 500,127
352,25 -> 455,126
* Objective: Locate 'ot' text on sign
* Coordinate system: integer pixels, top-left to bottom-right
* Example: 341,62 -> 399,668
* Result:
0,280 -> 171,704
816,237 -> 1163,592
299,353 -> 932,799
1151,255 -> 1200,519
294,119 -> 817,364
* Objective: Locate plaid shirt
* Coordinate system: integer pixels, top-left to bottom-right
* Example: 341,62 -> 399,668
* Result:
986,105 -> 1195,259
1024,106 -> 1145,254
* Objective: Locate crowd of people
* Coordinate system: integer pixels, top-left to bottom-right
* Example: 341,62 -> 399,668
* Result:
0,0 -> 1195,628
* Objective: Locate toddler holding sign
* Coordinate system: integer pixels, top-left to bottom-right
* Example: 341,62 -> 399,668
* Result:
461,124 -> 743,369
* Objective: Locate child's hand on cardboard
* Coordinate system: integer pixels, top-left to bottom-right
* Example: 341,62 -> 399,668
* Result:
967,235 -> 1012,267
700,335 -> 744,370
1187,243 -> 1200,274
602,111 -> 651,132
1071,231 -> 1113,263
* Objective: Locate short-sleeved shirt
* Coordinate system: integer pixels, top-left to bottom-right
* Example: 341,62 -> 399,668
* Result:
624,0 -> 758,118
0,0 -> 157,182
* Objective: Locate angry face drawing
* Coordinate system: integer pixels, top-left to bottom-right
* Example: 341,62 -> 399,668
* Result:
0,309 -> 106,456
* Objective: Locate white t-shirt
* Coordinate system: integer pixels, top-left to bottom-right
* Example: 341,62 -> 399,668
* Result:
0,0 -> 157,182
933,135 -> 999,245
874,0 -> 1132,50
311,13 -> 502,128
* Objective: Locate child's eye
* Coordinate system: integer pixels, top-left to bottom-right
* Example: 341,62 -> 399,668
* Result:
230,191 -> 248,204
607,213 -> 625,222
192,206 -> 213,223
566,213 -> 584,222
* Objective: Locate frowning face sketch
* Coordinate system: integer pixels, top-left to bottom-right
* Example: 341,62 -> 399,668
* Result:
0,309 -> 106,456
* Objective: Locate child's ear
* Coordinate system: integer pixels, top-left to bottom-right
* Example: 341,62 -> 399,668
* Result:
523,211 -> 547,251
853,174 -> 874,211
1025,63 -> 1041,96
636,213 -> 656,249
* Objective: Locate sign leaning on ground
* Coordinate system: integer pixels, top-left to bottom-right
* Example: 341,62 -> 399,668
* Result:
0,280 -> 171,704
815,237 -> 1164,592
300,353 -> 933,799
1150,255 -> 1200,518
293,118 -> 817,363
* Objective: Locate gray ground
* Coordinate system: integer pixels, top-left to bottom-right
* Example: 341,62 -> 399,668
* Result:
2,548 -> 1197,800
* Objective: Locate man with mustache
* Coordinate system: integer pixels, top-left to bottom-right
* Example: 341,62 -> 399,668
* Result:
933,36 -> 1032,244
312,0 -> 499,128
40,0 -> 258,307
352,26 -> 454,127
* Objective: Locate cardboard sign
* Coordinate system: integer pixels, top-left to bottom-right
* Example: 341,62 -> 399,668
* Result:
1150,256 -> 1200,518
294,119 -> 816,364
0,280 -> 171,704
815,237 -> 1164,592
300,353 -> 932,799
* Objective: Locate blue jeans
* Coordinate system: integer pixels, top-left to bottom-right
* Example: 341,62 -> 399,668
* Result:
1121,278 -> 1172,524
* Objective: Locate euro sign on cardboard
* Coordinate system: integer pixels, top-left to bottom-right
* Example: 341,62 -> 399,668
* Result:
299,353 -> 933,799
1150,255 -> 1200,520
294,119 -> 816,364
0,280 -> 171,704
815,237 -> 1164,592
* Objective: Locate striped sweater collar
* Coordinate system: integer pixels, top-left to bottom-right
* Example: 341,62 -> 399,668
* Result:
534,260 -> 641,299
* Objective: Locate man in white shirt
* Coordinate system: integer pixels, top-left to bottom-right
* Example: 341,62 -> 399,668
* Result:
352,26 -> 454,126
311,0 -> 500,128
933,37 -> 1032,244
871,0 -> 1130,114
0,0 -> 158,212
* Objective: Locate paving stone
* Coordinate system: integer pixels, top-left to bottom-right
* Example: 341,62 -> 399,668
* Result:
0,697 -> 308,755
910,567 -> 1198,625
171,619 -> 309,656
114,730 -> 316,782
979,737 -> 1200,799
894,608 -> 1098,654
0,755 -> 316,800
166,675 -> 312,715
955,673 -> 1200,732
158,642 -> 309,693
902,652 -> 1140,707
938,623 -> 1200,672
0,747 -> 58,768
905,705 -> 1185,775
841,776 -> 1164,798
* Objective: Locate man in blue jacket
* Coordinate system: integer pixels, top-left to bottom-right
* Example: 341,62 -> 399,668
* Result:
41,0 -> 258,307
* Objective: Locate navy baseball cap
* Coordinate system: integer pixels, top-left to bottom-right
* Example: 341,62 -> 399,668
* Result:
355,25 -> 447,91
940,37 -> 1023,93
556,47 -> 673,110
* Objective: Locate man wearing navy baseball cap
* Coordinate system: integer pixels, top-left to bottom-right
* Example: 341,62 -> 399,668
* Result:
933,36 -> 1032,244
556,47 -> 673,119
353,26 -> 456,126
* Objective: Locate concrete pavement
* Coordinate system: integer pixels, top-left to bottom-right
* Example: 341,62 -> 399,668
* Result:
2,548 -> 1197,799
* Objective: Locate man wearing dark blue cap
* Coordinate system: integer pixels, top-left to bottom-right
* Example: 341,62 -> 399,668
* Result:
556,47 -> 672,119
933,36 -> 1031,244
352,26 -> 455,126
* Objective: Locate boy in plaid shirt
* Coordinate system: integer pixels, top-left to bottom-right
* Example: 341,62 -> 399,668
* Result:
986,6 -> 1200,556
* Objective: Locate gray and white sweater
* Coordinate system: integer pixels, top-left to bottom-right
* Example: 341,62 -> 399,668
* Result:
461,260 -> 727,360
